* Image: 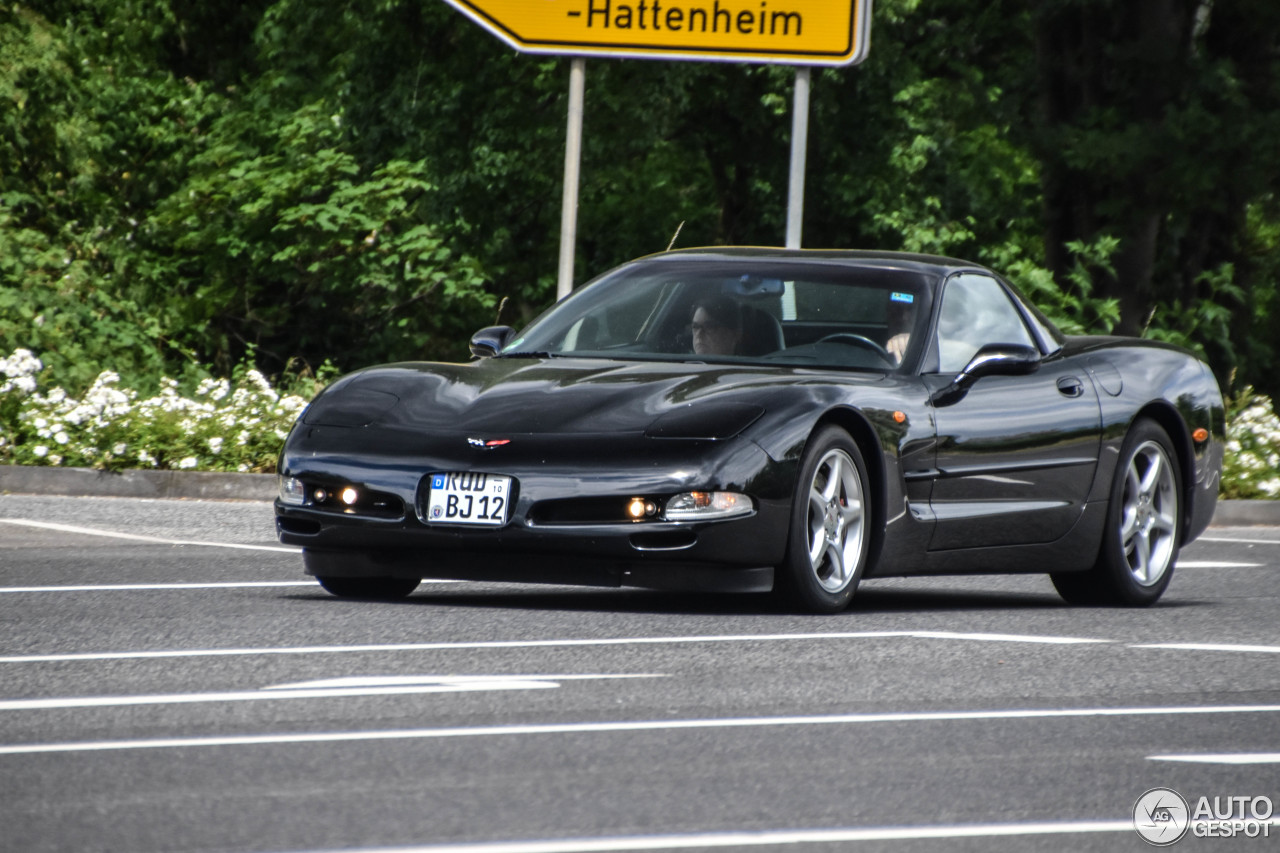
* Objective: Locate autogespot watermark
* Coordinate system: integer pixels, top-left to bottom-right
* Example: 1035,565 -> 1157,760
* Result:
1134,787 -> 1276,845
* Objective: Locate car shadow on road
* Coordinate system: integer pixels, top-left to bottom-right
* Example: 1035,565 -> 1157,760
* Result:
285,583 -> 1101,616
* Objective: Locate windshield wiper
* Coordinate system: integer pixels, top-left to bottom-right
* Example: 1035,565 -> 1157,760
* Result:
497,350 -> 558,359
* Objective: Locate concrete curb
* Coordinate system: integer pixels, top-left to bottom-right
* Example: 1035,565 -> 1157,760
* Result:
1210,500 -> 1280,527
0,464 -> 1277,524
0,464 -> 276,502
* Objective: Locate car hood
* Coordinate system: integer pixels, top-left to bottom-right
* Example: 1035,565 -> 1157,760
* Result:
303,357 -> 881,439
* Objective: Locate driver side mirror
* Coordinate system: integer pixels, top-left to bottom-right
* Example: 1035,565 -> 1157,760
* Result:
469,325 -> 516,358
931,343 -> 1041,406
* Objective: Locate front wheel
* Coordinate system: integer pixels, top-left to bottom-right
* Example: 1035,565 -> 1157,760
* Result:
1052,418 -> 1181,606
316,575 -> 421,600
776,426 -> 872,614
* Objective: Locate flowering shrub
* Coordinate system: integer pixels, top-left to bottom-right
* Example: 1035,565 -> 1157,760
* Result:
2,347 -> 1279,497
1222,387 -> 1280,499
0,349 -> 310,473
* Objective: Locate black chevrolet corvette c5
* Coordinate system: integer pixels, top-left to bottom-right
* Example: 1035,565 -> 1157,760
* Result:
275,248 -> 1225,613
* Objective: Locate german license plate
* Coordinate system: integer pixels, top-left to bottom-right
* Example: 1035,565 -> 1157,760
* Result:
425,472 -> 511,526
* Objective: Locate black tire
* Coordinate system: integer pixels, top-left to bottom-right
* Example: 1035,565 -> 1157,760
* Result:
316,575 -> 420,600
1051,418 -> 1181,606
776,426 -> 872,614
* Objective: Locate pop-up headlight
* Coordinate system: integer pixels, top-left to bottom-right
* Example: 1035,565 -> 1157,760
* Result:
663,491 -> 753,521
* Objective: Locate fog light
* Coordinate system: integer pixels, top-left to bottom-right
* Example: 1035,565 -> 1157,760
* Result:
279,476 -> 306,506
626,497 -> 659,520
312,487 -> 329,503
663,491 -> 753,521
340,487 -> 359,506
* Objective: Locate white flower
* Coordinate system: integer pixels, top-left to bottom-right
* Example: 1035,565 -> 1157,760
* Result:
207,437 -> 223,454
48,454 -> 62,465
113,443 -> 127,455
54,431 -> 69,445
178,457 -> 198,469
33,445 -> 48,457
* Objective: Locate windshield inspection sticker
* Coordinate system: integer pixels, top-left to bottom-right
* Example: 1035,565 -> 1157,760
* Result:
890,292 -> 914,304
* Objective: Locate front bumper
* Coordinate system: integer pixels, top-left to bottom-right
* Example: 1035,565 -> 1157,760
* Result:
275,428 -> 793,590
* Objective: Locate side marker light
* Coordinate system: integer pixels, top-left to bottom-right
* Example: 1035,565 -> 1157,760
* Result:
1192,428 -> 1209,444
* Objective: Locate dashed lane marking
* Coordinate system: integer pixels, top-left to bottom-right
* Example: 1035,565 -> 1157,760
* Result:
0,631 -> 1109,664
0,674 -> 661,712
0,518 -> 298,553
0,581 -> 316,593
1197,535 -> 1280,546
1149,753 -> 1280,764
1134,642 -> 1280,654
2,703 -> 1278,755
285,820 -> 1139,852
0,580 -> 455,593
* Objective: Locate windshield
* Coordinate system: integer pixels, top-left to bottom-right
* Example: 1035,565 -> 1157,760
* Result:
504,258 -> 936,372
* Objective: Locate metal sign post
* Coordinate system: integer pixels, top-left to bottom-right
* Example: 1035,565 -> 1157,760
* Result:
786,66 -> 811,250
557,58 -> 586,300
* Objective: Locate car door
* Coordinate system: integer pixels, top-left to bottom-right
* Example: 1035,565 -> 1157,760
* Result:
924,274 -> 1102,550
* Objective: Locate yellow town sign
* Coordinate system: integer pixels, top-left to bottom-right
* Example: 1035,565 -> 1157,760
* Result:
441,0 -> 872,65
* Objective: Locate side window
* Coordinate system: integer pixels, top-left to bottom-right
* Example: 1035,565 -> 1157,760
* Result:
935,274 -> 1037,372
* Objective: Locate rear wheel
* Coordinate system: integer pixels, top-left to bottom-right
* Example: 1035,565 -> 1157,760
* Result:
776,426 -> 871,614
316,575 -> 420,600
1052,418 -> 1181,606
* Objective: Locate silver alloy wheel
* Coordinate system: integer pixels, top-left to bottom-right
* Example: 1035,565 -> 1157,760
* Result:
1120,439 -> 1178,586
805,447 -> 866,593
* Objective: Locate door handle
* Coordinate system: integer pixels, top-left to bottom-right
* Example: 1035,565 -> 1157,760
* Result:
1057,376 -> 1085,398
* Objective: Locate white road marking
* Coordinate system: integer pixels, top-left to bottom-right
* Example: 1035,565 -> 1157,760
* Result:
287,820 -> 1138,853
0,579 -> 457,593
0,630 -> 1110,664
1134,642 -> 1280,654
1176,561 -> 1263,568
1198,535 -> 1280,546
0,518 -> 299,553
0,674 -> 659,712
1149,753 -> 1280,764
2,703 -> 1277,755
0,581 -> 318,593
259,675 -> 643,690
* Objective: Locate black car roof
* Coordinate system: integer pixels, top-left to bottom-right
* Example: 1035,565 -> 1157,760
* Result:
644,246 -> 990,279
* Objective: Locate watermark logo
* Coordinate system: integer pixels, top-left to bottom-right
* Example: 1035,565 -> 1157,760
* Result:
1135,788 -> 1275,844
1134,788 -> 1191,846
1191,795 -> 1274,840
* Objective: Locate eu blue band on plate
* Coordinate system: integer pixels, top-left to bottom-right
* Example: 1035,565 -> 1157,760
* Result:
890,292 -> 914,304
431,474 -> 445,489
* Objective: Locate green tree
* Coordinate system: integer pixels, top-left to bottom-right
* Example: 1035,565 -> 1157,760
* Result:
1030,0 -> 1280,385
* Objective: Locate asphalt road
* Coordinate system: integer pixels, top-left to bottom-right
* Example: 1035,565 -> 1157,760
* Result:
1,495 -> 1278,853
